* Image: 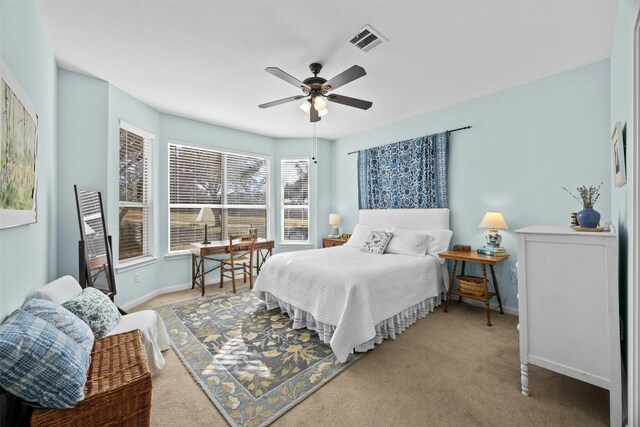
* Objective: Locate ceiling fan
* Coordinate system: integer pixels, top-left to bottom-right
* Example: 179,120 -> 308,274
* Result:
259,63 -> 373,122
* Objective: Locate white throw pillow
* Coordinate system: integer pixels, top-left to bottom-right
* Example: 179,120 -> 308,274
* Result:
360,230 -> 394,255
385,228 -> 434,257
345,224 -> 378,248
387,227 -> 452,262
422,229 -> 454,263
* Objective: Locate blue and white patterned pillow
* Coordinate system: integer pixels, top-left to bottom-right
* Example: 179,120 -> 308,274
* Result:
0,310 -> 90,408
63,287 -> 121,339
361,230 -> 393,255
22,298 -> 94,354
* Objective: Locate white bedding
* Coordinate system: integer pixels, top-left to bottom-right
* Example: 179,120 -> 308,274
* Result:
252,245 -> 446,362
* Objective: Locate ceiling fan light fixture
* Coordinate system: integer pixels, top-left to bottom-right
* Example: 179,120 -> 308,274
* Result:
299,99 -> 311,115
260,63 -> 372,123
313,96 -> 327,111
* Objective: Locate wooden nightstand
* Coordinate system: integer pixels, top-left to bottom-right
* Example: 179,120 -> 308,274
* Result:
323,238 -> 347,248
438,250 -> 509,326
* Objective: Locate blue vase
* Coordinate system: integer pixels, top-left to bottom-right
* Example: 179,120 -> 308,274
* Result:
577,207 -> 600,228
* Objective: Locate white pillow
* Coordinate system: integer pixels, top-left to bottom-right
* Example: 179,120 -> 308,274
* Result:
391,227 -> 453,263
385,228 -> 434,257
345,224 -> 379,248
34,275 -> 83,305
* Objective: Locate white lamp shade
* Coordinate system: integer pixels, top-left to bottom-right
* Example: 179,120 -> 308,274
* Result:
479,211 -> 508,230
317,107 -> 329,117
299,100 -> 311,115
329,213 -> 341,225
197,207 -> 216,223
313,96 -> 327,111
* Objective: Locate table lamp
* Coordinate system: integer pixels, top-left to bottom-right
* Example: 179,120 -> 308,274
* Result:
197,207 -> 215,244
329,213 -> 340,238
479,211 -> 508,248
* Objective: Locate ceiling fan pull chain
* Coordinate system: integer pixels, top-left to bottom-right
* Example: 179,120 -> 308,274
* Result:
312,123 -> 318,164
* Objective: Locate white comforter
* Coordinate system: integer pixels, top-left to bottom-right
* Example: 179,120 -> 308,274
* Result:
253,245 -> 444,362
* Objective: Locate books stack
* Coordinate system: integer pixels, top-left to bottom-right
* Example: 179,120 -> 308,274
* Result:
477,246 -> 507,256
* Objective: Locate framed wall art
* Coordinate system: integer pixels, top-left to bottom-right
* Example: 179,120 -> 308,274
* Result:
611,121 -> 626,187
0,57 -> 38,229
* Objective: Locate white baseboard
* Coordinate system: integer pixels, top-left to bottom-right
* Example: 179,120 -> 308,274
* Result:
119,282 -> 192,311
453,297 -> 519,316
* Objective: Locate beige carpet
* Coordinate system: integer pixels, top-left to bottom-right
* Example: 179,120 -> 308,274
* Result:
133,284 -> 608,426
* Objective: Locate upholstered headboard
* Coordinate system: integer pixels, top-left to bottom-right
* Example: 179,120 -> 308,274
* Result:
359,208 -> 450,231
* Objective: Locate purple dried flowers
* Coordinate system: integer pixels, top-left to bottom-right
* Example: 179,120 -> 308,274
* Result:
563,182 -> 603,208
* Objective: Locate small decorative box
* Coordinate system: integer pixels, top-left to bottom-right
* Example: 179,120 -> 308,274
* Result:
453,244 -> 471,252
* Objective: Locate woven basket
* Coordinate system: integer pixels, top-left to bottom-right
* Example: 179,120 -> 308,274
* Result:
31,330 -> 152,427
457,275 -> 487,297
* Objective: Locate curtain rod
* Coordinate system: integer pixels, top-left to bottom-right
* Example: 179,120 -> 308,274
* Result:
346,125 -> 472,155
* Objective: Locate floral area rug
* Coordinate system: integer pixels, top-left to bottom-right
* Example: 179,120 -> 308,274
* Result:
155,289 -> 363,427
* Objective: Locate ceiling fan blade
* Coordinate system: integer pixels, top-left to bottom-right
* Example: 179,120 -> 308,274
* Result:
310,106 -> 320,122
327,94 -> 372,110
259,95 -> 305,109
265,67 -> 309,90
322,65 -> 366,91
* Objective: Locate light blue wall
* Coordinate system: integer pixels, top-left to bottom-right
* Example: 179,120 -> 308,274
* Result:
56,70 -> 108,280
331,60 -> 611,311
609,0 -> 640,368
0,0 -> 57,321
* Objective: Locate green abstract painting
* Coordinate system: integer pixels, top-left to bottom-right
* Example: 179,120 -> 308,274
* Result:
0,58 -> 37,228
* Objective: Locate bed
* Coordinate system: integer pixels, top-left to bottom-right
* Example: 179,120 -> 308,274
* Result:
252,208 -> 452,362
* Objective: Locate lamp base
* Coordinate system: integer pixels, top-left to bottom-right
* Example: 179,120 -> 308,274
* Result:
330,225 -> 340,238
202,224 -> 211,245
485,229 -> 502,248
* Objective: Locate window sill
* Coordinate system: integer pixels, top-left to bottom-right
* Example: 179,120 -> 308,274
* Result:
115,256 -> 157,273
165,251 -> 191,260
279,242 -> 312,247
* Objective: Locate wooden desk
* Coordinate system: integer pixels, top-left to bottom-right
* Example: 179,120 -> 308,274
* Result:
438,250 -> 509,326
190,238 -> 274,296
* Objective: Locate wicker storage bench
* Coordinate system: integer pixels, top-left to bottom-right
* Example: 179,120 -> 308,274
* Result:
31,330 -> 152,427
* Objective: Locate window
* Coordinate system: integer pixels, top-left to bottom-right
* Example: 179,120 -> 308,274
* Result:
168,142 -> 269,252
119,121 -> 154,264
281,158 -> 309,243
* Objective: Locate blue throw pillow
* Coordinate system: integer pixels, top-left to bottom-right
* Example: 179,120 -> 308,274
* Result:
63,287 -> 121,339
22,298 -> 94,354
0,310 -> 90,408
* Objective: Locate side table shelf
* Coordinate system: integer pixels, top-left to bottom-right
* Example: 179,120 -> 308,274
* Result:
438,250 -> 509,326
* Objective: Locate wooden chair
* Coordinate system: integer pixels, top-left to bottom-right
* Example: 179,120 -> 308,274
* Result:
220,234 -> 256,293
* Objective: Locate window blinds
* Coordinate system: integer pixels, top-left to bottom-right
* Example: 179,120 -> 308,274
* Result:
281,159 -> 309,242
119,122 -> 154,263
168,142 -> 269,252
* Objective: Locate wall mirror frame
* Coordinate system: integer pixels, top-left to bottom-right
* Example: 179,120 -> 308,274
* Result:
74,185 -> 117,300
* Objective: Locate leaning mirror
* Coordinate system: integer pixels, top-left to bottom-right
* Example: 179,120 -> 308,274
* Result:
74,185 -> 117,299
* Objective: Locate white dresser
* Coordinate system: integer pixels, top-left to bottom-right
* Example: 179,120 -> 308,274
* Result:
515,226 -> 622,426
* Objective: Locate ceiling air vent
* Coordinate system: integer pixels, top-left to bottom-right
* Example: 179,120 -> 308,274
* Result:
348,25 -> 387,53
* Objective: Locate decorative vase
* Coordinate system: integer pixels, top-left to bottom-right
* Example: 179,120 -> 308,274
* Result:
577,207 -> 600,228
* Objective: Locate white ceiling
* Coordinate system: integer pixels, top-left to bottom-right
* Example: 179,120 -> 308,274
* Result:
38,0 -> 617,140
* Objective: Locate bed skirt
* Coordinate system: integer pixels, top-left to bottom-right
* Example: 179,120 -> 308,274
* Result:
263,292 -> 442,357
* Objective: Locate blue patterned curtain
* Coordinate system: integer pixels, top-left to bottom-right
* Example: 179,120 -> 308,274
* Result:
358,131 -> 449,209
